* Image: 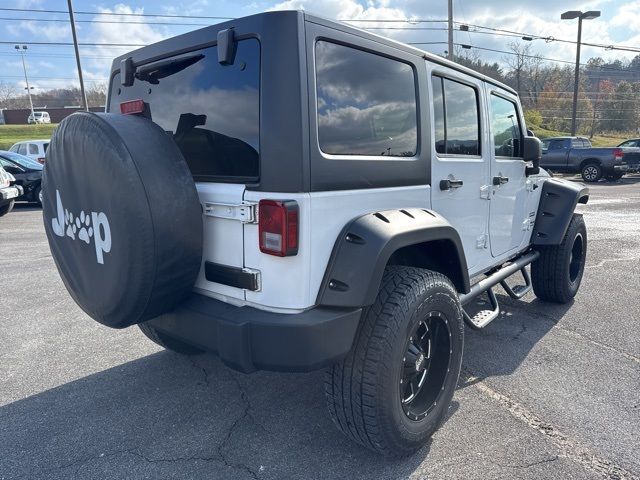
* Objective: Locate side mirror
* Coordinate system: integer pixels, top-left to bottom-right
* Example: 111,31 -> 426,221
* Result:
523,136 -> 541,176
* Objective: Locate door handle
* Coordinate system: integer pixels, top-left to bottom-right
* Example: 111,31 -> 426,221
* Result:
493,176 -> 509,186
440,179 -> 464,190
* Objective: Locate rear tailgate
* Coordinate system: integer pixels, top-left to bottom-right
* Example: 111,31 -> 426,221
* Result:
108,37 -> 261,302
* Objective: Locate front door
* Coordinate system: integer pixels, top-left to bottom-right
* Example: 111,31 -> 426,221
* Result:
541,138 -> 570,171
429,68 -> 490,273
487,90 -> 528,257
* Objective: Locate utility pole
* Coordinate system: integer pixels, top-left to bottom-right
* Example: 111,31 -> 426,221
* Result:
67,0 -> 89,111
447,0 -> 454,60
15,45 -> 34,120
561,10 -> 600,136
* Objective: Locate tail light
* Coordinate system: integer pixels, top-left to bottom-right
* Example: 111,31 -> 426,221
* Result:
614,148 -> 624,161
37,157 -> 45,164
120,99 -> 146,115
258,200 -> 298,257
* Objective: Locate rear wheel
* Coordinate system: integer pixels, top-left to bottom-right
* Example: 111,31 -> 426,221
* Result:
324,266 -> 464,457
532,214 -> 587,303
581,163 -> 602,182
0,200 -> 15,217
605,172 -> 623,181
138,323 -> 204,355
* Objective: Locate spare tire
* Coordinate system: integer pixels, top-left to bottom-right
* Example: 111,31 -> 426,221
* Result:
42,112 -> 203,329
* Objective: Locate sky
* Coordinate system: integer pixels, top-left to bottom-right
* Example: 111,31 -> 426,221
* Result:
1,0 -> 639,96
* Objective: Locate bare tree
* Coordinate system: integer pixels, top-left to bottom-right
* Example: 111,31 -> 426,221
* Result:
504,42 -> 533,97
0,81 -> 20,109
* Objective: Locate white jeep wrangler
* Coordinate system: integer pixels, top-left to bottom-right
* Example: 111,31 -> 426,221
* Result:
42,11 -> 589,457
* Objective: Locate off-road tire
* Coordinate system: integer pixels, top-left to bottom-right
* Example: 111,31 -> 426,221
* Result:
324,266 -> 464,457
581,163 -> 602,182
532,213 -> 587,303
0,200 -> 15,217
138,323 -> 204,355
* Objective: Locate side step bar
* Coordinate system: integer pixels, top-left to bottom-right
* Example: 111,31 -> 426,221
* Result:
459,251 -> 540,330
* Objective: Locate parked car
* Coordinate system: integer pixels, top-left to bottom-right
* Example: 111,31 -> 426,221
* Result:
0,164 -> 23,217
617,139 -> 640,173
540,136 -> 628,182
9,139 -> 49,164
42,10 -> 589,456
0,150 -> 43,204
27,111 -> 51,124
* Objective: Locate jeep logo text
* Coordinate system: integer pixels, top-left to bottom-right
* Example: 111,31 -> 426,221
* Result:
51,189 -> 112,264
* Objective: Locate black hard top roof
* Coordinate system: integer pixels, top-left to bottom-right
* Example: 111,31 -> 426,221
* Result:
112,10 -> 517,96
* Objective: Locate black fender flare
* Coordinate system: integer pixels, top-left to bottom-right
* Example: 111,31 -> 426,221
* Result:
316,208 -> 470,308
532,178 -> 589,245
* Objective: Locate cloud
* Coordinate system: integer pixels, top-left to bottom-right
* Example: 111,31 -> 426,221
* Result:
269,0 -> 639,66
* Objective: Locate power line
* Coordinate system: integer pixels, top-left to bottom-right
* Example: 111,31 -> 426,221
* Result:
0,16 -> 215,27
453,21 -> 640,54
0,7 -> 233,20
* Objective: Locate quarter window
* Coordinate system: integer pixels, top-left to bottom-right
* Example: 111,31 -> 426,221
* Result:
431,76 -> 480,156
490,94 -> 523,157
315,41 -> 418,157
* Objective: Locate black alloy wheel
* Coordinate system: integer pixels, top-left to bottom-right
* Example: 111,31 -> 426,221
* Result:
400,312 -> 452,421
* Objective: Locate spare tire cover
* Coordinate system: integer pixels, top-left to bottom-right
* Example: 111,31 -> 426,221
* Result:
42,112 -> 203,328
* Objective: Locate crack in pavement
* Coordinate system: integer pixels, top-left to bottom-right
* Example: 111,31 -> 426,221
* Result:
215,370 -> 261,480
188,357 -> 263,479
487,455 -> 559,470
461,371 -> 639,480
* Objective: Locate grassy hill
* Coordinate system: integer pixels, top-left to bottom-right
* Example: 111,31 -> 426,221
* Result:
530,126 -> 630,147
0,124 -> 57,151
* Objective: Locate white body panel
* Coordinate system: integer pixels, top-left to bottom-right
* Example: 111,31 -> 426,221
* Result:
242,185 -> 431,311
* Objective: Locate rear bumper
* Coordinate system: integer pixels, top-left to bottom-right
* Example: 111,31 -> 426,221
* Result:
145,293 -> 362,373
612,164 -> 629,172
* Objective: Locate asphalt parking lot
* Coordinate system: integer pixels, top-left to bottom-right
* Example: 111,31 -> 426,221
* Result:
1,175 -> 639,480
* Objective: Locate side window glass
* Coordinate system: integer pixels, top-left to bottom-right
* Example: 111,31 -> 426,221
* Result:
316,41 -> 418,157
432,77 -> 446,154
17,144 -> 26,155
432,75 -> 480,156
490,94 -> 522,157
29,144 -> 39,155
549,140 -> 564,151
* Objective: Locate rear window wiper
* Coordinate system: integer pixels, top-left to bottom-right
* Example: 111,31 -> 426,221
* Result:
135,53 -> 205,84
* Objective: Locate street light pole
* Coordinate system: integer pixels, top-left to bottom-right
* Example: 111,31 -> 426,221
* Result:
15,45 -> 34,120
67,0 -> 89,111
447,0 -> 454,60
561,10 -> 600,136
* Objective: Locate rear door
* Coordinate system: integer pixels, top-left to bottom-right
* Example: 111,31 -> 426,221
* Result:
108,38 -> 261,302
429,68 -> 491,273
487,90 -> 528,257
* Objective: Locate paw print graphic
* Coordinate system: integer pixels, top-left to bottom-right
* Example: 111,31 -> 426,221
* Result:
65,210 -> 77,240
78,211 -> 94,244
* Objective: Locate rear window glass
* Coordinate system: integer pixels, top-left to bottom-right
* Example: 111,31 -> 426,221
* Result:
315,41 -> 417,157
109,38 -> 260,182
432,76 -> 480,156
29,144 -> 39,155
